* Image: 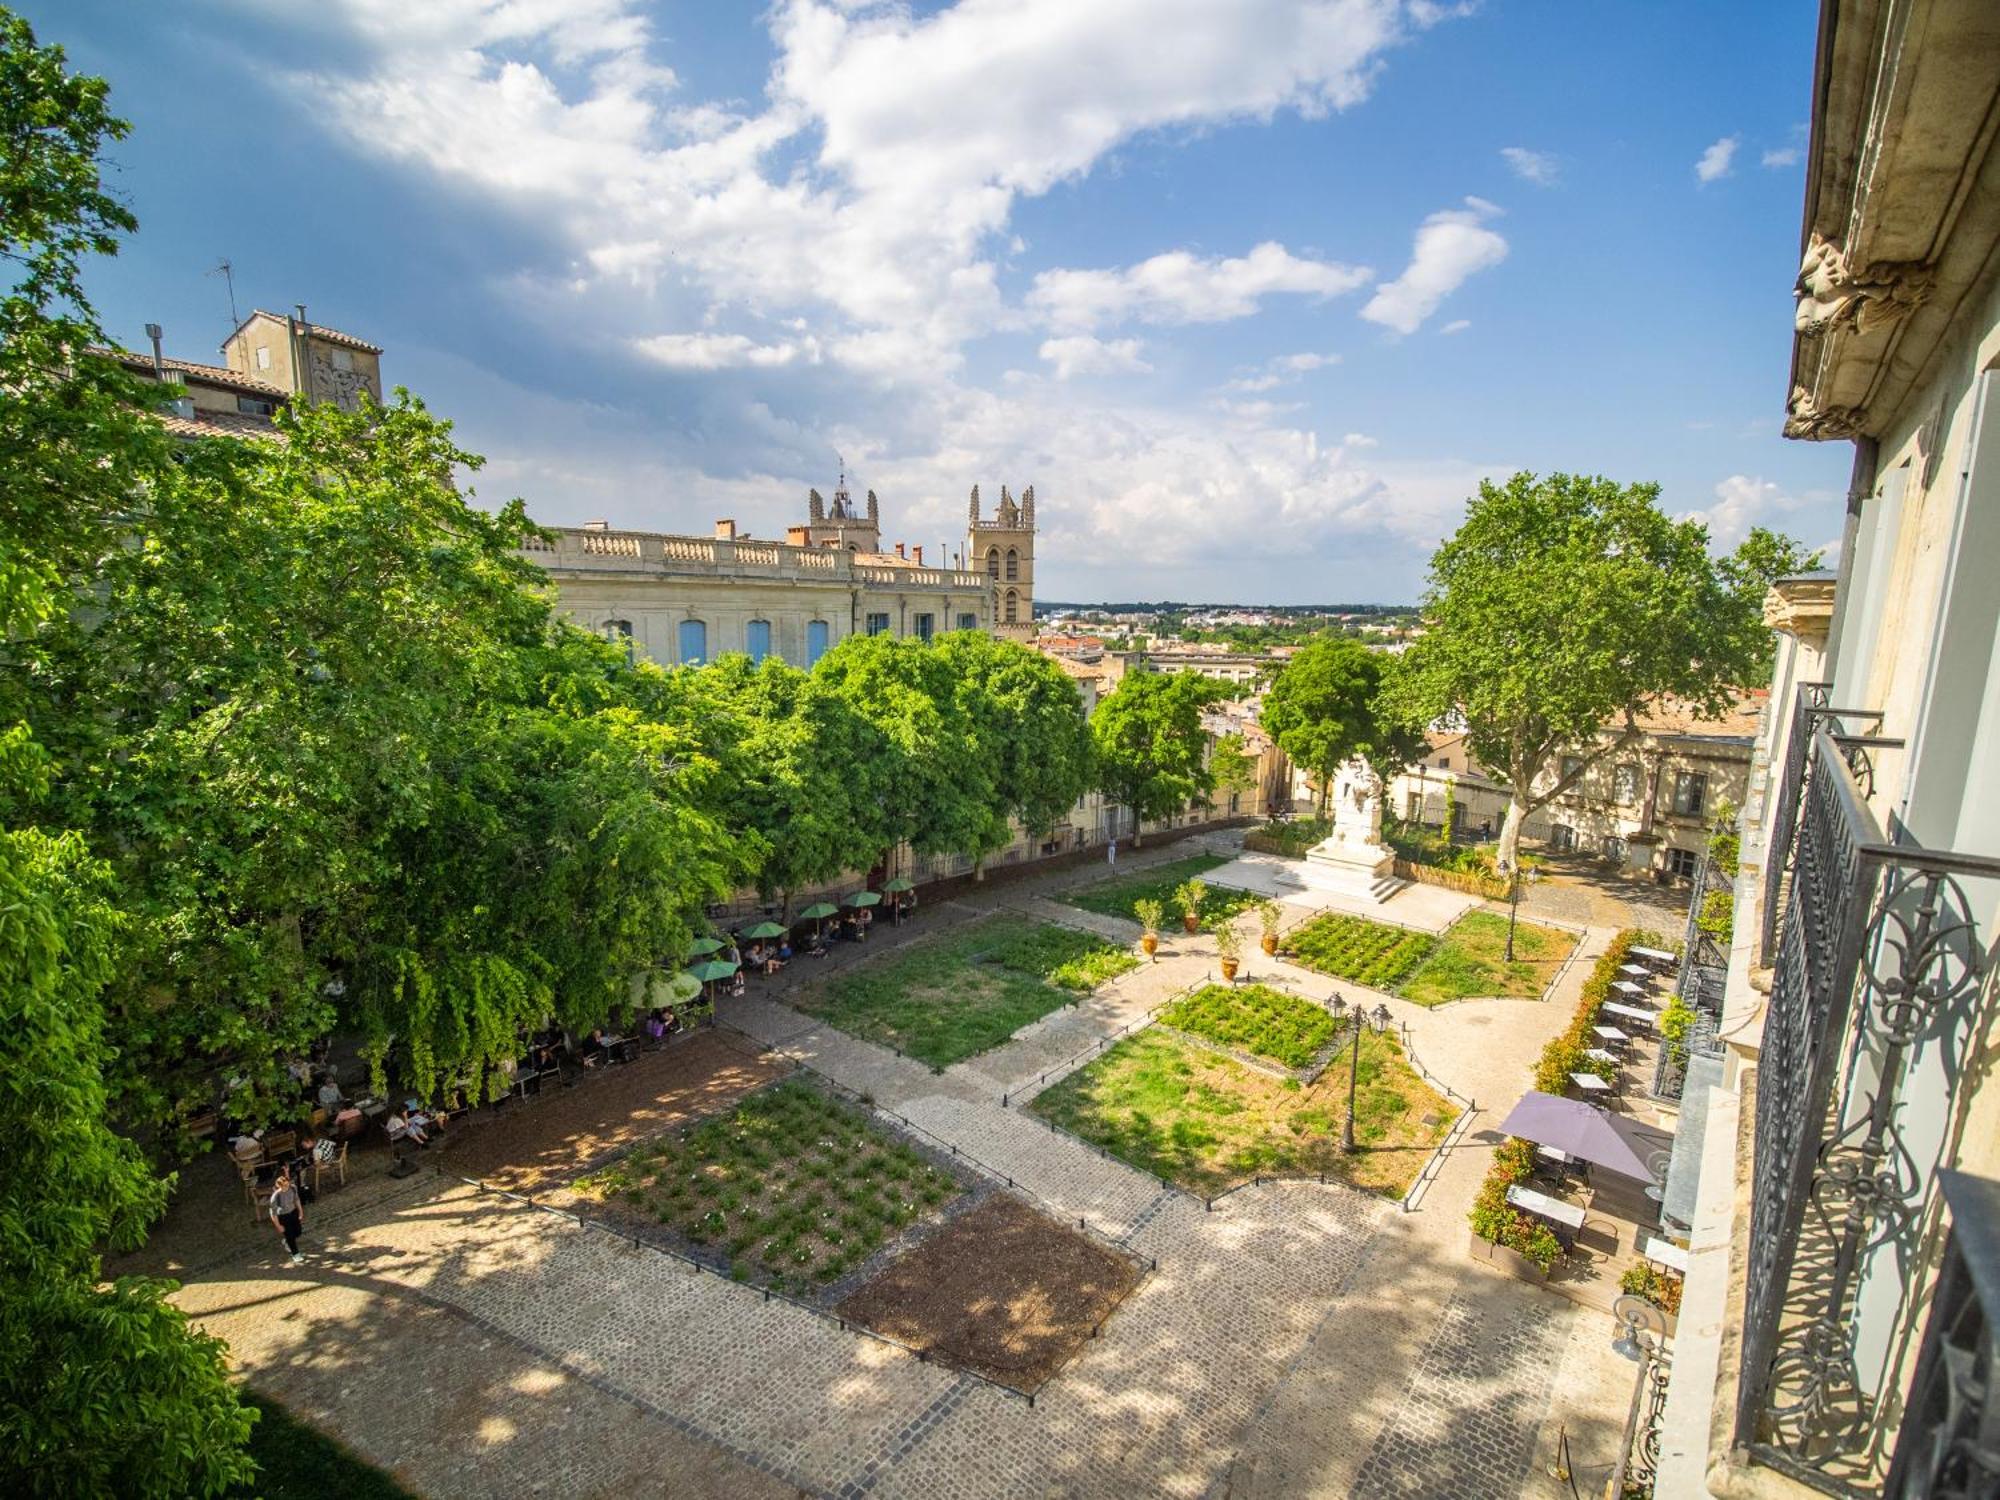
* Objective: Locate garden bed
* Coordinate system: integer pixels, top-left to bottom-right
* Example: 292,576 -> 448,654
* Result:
795,919 -> 1137,1067
1028,1027 -> 1454,1198
1156,982 -> 1339,1070
576,1081 -> 966,1296
836,1194 -> 1143,1392
1060,854 -> 1255,925
1284,912 -> 1438,990
1397,910 -> 1576,1006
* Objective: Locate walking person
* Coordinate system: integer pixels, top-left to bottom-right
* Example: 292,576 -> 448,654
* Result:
1107,837 -> 1118,871
268,1166 -> 306,1266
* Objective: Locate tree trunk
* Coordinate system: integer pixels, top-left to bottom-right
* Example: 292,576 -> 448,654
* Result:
1497,797 -> 1527,872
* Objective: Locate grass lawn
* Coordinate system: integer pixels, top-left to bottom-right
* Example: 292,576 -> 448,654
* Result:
235,1394 -> 413,1499
1028,1027 -> 1454,1197
578,1082 -> 963,1295
796,919 -> 1138,1066
1061,853 -> 1256,926
1398,910 -> 1576,1006
1285,912 -> 1438,990
1157,983 -> 1338,1068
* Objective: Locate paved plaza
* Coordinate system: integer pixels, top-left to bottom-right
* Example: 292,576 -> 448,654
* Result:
154,836 -> 1650,1498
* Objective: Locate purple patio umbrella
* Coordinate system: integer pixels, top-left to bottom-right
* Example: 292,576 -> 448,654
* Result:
1494,1091 -> 1657,1182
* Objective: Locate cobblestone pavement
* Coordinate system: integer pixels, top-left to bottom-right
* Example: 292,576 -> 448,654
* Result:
166,832 -> 1643,1498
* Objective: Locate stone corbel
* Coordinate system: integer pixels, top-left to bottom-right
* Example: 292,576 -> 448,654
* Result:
1793,231 -> 1934,337
1783,384 -> 1867,441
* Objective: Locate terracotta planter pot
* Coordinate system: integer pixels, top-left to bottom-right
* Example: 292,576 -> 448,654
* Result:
1141,934 -> 1158,958
1260,934 -> 1278,956
1219,957 -> 1240,981
1182,913 -> 1200,933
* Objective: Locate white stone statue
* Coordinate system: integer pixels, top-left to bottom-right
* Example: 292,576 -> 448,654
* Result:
1302,758 -> 1395,893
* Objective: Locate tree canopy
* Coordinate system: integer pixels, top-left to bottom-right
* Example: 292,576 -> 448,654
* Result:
1260,637 -> 1422,811
934,631 -> 1093,862
1090,669 -> 1230,843
1379,471 -> 1813,867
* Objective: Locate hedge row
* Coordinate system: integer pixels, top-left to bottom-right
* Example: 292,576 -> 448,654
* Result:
1389,857 -> 1511,901
1467,928 -> 1666,1268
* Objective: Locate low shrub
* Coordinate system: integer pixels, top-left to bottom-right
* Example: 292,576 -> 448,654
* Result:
1467,1136 -> 1563,1271
1528,929 -> 1664,1095
1621,1261 -> 1685,1317
1286,912 -> 1437,990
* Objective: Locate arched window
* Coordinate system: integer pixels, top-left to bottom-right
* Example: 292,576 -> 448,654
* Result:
1005,548 -> 1019,581
986,547 -> 1000,579
677,618 -> 707,665
745,619 -> 772,664
1003,589 -> 1018,624
806,619 -> 830,666
601,619 -> 632,641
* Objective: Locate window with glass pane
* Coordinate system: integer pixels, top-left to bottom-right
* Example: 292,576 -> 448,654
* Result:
957,613 -> 976,631
866,612 -> 890,636
806,619 -> 829,665
677,618 -> 707,664
1612,763 -> 1640,803
1664,846 -> 1699,880
1672,771 -> 1708,817
913,613 -> 934,642
745,619 -> 771,663
1602,835 -> 1627,863
1559,754 -> 1585,785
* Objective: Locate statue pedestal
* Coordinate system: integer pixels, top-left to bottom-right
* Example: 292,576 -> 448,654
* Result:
1299,759 -> 1397,901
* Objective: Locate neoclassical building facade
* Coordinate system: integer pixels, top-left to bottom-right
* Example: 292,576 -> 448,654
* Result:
521,480 -> 1039,666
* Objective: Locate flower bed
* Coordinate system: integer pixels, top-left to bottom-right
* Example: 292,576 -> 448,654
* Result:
1284,912 -> 1437,990
1242,817 -> 1331,857
1156,982 -> 1338,1069
1467,1137 -> 1563,1271
1621,1261 -> 1684,1317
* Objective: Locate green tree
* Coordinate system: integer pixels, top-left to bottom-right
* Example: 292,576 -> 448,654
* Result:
1381,472 -> 1808,870
934,631 -> 1092,870
813,633 -> 996,867
0,10 -> 253,1490
1091,669 -> 1226,844
1260,637 -> 1422,814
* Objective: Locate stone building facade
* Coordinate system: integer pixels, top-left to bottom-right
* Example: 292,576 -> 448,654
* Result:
525,479 -> 1040,665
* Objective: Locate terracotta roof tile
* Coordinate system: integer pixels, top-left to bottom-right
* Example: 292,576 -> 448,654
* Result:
108,349 -> 288,399
158,409 -> 283,442
239,310 -> 383,355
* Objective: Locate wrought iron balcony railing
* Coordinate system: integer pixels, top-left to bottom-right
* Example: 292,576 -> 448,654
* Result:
1881,1169 -> 2000,1498
1736,722 -> 1999,1493
1761,681 -> 1883,959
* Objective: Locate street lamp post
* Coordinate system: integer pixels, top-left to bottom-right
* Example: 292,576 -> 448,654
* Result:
1339,1000 -> 1393,1154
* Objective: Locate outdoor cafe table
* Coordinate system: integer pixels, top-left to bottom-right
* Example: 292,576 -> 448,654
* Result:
1592,1024 -> 1630,1047
1507,1183 -> 1587,1234
1601,1002 -> 1658,1025
1571,1071 -> 1613,1096
1618,964 -> 1653,981
1584,1047 -> 1621,1066
1612,980 -> 1651,999
1640,1235 -> 1691,1273
1629,945 -> 1677,966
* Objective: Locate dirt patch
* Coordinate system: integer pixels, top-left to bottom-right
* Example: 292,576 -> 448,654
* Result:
444,1029 -> 792,1193
835,1194 -> 1142,1392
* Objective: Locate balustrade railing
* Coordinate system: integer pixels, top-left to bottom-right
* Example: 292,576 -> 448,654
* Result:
1761,682 -> 1884,959
1881,1169 -> 2000,1498
1735,723 -> 1998,1492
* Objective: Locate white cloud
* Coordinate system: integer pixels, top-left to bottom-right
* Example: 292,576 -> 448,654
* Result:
1761,146 -> 1800,169
1499,146 -> 1558,186
1679,473 -> 1826,549
1029,243 -> 1371,332
1221,350 -> 1340,392
1037,335 -> 1153,380
1695,135 -> 1739,184
1439,318 -> 1471,334
1360,199 -> 1507,335
632,332 -> 821,369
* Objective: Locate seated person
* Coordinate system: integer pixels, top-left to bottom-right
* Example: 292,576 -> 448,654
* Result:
644,1007 -> 667,1043
582,1027 -> 609,1067
315,1076 -> 343,1113
775,940 -> 793,965
662,1006 -> 679,1033
746,941 -> 768,968
728,968 -> 747,997
385,1109 -> 429,1148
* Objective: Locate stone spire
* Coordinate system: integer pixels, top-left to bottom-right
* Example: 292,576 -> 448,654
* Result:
998,484 -> 1018,526
968,483 -> 980,524
808,487 -> 825,523
1021,484 -> 1035,530
866,488 -> 879,525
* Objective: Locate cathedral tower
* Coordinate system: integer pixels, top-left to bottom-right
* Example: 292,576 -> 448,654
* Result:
968,483 -> 1036,641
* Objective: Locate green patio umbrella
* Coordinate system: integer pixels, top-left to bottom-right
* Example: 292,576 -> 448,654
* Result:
685,959 -> 739,982
688,936 -> 726,957
797,902 -> 839,921
845,890 -> 882,907
742,920 -> 787,940
881,877 -> 915,893
659,970 -> 702,1004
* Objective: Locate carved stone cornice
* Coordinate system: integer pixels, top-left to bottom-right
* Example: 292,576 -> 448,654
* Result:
1783,384 -> 1867,441
1762,576 -> 1838,646
1793,231 -> 1934,337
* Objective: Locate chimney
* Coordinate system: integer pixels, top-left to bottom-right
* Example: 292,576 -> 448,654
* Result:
144,323 -> 166,378
715,519 -> 737,540
913,545 -> 924,565
895,542 -> 905,559
583,519 -> 609,531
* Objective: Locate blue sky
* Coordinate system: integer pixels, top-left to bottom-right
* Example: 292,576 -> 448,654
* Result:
34,0 -> 1850,603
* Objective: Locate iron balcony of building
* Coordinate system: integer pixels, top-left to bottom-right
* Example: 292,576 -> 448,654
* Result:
1736,721 -> 2000,1493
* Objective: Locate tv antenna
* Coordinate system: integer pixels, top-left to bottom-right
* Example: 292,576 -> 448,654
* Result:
207,258 -> 239,329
